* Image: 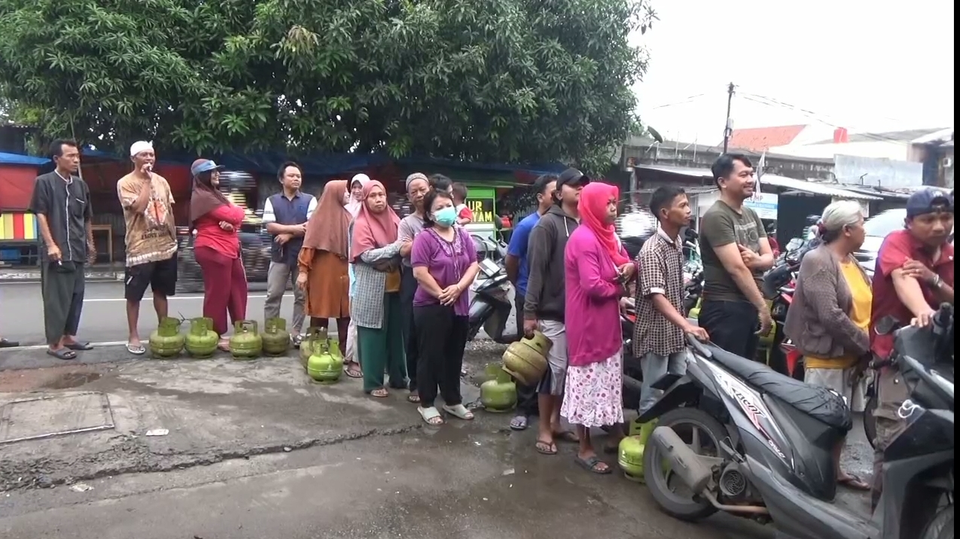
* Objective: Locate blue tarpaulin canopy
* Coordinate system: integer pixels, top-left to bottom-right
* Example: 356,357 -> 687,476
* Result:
0,152 -> 48,166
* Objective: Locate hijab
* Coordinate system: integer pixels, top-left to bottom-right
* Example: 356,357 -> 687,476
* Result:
302,180 -> 351,257
579,182 -> 630,266
350,180 -> 400,263
345,174 -> 371,219
189,171 -> 230,226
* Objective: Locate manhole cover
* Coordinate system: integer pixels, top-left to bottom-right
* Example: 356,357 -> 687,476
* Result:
0,392 -> 115,445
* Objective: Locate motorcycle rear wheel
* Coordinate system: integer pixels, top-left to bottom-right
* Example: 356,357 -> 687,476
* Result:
863,393 -> 878,450
643,407 -> 724,521
920,504 -> 954,539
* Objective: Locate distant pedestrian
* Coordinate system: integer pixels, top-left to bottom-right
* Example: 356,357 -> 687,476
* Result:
351,180 -> 408,397
429,174 -> 454,194
397,173 -> 430,403
262,162 -> 315,347
117,141 -> 178,356
190,159 -> 248,350
561,182 -> 633,474
297,180 -> 354,373
634,186 -> 706,415
412,189 -> 480,425
345,173 -> 371,369
451,182 -> 473,226
504,173 -> 557,431
698,154 -> 774,359
29,139 -> 96,360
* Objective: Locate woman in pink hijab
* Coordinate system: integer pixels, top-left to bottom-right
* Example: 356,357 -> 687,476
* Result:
561,182 -> 635,474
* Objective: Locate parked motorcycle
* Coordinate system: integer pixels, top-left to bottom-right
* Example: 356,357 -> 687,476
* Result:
640,304 -> 954,539
466,257 -> 520,344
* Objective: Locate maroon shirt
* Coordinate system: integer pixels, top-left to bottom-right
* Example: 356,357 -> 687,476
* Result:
870,229 -> 955,358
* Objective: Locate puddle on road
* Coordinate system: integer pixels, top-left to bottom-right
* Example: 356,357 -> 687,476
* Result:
42,372 -> 102,390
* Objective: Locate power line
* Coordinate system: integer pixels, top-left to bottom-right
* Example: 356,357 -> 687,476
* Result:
648,93 -> 707,110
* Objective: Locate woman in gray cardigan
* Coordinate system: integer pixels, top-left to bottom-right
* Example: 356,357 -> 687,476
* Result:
784,200 -> 872,491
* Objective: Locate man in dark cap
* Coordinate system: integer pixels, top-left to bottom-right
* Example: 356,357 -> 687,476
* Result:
869,187 -> 954,507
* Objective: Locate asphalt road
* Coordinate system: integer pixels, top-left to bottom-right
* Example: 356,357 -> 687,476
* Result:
0,282 -> 307,347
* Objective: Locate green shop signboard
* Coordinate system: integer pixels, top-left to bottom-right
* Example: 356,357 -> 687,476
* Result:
464,187 -> 497,225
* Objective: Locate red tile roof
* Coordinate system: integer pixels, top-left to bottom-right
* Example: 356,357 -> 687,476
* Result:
728,125 -> 807,152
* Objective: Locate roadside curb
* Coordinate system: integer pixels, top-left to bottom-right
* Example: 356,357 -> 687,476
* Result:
0,273 -> 123,284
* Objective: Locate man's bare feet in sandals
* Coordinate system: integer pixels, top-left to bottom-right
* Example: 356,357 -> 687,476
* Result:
407,391 -> 420,404
442,404 -> 474,421
368,388 -> 389,398
576,453 -> 612,474
535,438 -> 558,455
343,361 -> 363,379
217,339 -> 230,353
418,406 -> 444,426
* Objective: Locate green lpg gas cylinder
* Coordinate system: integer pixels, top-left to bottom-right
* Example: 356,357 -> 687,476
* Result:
185,317 -> 218,358
149,317 -> 185,358
262,317 -> 291,356
480,364 -> 517,412
299,327 -> 327,368
618,436 -> 646,482
230,321 -> 263,360
307,340 -> 343,384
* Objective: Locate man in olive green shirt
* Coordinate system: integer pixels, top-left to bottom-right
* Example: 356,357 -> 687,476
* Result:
698,154 -> 775,359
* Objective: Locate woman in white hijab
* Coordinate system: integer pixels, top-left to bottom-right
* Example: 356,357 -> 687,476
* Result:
345,173 -> 371,371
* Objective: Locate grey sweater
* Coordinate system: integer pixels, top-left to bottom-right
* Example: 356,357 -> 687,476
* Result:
523,204 -> 579,323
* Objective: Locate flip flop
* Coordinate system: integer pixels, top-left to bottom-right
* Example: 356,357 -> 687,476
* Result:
510,415 -> 529,431
46,348 -> 77,360
535,439 -> 558,455
407,392 -> 421,404
575,455 -> 612,475
0,338 -> 19,348
418,406 -> 444,426
368,388 -> 389,398
553,430 -> 580,443
838,473 -> 871,491
126,343 -> 146,356
65,341 -> 94,351
442,404 -> 474,421
343,362 -> 363,379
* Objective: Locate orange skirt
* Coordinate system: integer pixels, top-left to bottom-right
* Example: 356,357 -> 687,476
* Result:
298,248 -> 350,318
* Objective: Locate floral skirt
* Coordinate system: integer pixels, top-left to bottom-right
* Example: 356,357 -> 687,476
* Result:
560,351 -> 624,428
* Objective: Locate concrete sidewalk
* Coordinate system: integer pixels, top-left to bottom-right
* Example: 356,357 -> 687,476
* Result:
0,353 -> 481,492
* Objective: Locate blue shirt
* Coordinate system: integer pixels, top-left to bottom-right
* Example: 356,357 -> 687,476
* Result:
507,212 -> 541,297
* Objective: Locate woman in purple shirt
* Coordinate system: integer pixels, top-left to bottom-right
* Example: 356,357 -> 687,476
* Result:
411,189 -> 480,425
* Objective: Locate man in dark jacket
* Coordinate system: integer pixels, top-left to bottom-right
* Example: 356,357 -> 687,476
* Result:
523,167 -> 587,455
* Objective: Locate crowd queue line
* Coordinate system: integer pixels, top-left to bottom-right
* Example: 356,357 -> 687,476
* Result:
22,140 -> 956,480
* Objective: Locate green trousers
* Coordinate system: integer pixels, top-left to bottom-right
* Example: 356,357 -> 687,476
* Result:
359,292 -> 407,392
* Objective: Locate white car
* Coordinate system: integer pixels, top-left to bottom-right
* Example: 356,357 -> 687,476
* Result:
856,207 -> 954,278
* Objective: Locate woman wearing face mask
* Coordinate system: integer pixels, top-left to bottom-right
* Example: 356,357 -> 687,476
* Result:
189,159 -> 248,351
350,181 -> 408,397
344,173 -> 370,374
561,182 -> 634,474
297,180 -> 354,374
784,200 -> 872,491
411,189 -> 480,425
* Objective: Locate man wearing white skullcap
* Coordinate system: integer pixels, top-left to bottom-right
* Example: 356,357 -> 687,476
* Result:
116,141 -> 178,355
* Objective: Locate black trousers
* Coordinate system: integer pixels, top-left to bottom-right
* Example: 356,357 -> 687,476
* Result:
399,266 -> 419,391
698,299 -> 760,360
514,291 -> 538,416
40,261 -> 85,345
414,304 -> 468,408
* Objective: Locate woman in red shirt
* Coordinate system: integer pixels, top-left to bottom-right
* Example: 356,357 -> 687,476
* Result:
189,159 -> 248,350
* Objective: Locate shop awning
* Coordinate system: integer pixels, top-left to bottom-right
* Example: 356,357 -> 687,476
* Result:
760,174 -> 882,201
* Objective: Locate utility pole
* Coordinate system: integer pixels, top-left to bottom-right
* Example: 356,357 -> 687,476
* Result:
722,82 -> 735,154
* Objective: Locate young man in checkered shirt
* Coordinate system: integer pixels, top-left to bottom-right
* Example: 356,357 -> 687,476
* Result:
633,186 -> 709,414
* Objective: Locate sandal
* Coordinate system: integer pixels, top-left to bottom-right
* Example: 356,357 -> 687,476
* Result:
418,406 -> 444,426
46,348 -> 77,360
0,338 -> 19,348
369,388 -> 389,398
575,455 -> 612,475
217,340 -> 231,353
535,439 -> 558,455
64,341 -> 93,351
553,430 -> 580,443
343,361 -> 363,379
407,392 -> 421,404
442,404 -> 474,421
291,334 -> 303,348
125,343 -> 146,356
838,473 -> 871,491
510,415 -> 529,431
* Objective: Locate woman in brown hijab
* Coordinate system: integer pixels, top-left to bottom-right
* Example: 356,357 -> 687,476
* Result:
296,180 -> 356,375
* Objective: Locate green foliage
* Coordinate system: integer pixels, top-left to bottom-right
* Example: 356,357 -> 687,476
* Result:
0,0 -> 653,171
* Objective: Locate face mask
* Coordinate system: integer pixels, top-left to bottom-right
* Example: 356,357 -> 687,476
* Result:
433,207 -> 457,227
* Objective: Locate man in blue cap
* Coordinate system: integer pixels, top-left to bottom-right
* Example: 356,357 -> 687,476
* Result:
869,187 -> 954,507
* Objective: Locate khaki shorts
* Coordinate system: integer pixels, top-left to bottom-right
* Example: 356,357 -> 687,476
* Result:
537,320 -> 567,396
804,367 -> 867,413
872,368 -> 910,451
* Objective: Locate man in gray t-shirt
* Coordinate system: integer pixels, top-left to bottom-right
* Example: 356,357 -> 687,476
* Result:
698,154 -> 775,360
398,173 -> 431,400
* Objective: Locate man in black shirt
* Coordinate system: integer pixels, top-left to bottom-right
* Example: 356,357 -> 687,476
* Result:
28,139 -> 96,360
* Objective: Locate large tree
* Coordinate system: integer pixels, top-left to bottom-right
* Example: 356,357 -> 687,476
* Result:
0,0 -> 654,172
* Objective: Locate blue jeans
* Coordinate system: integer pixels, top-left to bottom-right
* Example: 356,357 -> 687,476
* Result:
639,351 -> 688,414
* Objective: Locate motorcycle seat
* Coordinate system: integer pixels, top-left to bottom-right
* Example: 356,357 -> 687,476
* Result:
705,343 -> 853,432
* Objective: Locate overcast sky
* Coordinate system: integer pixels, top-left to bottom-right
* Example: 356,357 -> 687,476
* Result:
632,0 -> 955,144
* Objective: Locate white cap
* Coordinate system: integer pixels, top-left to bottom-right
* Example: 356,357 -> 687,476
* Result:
351,173 -> 371,187
130,140 -> 154,157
